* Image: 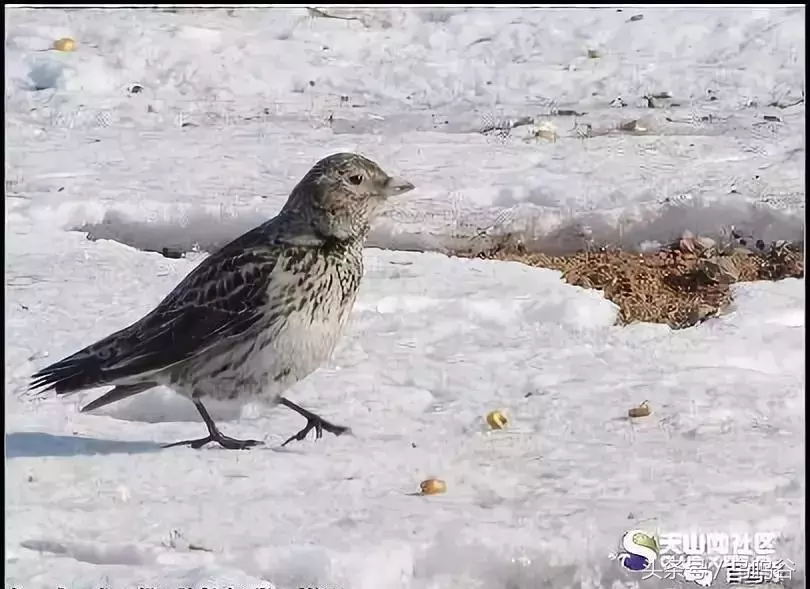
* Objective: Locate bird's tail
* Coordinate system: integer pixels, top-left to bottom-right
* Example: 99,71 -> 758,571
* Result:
29,348 -> 107,395
80,382 -> 157,413
30,346 -> 159,411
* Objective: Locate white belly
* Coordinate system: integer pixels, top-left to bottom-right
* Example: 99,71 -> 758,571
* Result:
254,302 -> 353,388
176,245 -> 362,402
188,292 -> 356,402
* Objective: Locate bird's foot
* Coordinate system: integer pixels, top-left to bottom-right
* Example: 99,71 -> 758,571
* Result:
163,433 -> 263,450
281,416 -> 350,447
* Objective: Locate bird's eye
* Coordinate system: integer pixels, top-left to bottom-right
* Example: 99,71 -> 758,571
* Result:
348,174 -> 363,185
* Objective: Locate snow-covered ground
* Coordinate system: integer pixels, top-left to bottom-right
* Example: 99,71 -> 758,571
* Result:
4,6 -> 805,589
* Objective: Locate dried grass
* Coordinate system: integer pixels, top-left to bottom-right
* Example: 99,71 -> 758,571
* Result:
454,236 -> 804,329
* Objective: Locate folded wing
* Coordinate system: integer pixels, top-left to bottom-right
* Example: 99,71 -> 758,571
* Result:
30,244 -> 281,395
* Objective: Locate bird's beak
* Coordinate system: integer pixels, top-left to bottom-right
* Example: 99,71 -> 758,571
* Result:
383,176 -> 415,197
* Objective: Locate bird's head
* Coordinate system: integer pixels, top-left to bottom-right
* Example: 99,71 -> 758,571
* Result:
282,152 -> 415,242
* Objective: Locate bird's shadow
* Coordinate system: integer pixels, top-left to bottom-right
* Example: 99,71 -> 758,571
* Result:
5,432 -> 163,458
5,431 -> 311,458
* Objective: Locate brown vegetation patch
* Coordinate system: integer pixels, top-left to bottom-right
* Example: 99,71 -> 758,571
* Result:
455,235 -> 804,329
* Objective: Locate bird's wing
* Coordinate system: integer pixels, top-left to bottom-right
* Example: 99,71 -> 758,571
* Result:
30,243 -> 283,394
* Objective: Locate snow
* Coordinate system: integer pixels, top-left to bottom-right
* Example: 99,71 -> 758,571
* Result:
4,6 -> 805,589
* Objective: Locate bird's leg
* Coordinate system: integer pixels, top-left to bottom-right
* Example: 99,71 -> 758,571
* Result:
163,399 -> 263,450
279,397 -> 351,447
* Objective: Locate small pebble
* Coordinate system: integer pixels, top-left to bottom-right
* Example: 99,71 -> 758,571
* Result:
161,247 -> 184,259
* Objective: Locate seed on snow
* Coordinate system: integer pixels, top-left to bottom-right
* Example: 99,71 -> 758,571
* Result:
628,401 -> 651,418
53,37 -> 77,52
420,479 -> 446,495
486,410 -> 508,430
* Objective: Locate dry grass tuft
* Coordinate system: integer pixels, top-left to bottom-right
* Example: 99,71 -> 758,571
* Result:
454,235 -> 804,329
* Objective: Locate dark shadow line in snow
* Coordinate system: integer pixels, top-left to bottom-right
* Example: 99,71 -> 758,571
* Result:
6,431 -> 163,458
71,199 -> 804,260
73,209 -> 260,259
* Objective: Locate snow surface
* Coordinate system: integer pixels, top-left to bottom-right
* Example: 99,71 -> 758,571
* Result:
4,6 -> 806,589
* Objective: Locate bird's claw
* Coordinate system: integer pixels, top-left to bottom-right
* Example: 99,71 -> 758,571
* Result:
281,416 -> 350,447
164,434 -> 263,450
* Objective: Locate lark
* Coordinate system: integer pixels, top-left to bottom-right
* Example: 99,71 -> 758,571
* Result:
30,153 -> 415,450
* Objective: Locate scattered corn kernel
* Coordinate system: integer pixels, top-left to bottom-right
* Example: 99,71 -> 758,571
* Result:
420,478 -> 447,495
628,401 -> 651,418
486,410 -> 508,430
53,37 -> 77,52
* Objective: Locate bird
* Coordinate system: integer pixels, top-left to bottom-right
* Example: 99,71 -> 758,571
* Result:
29,153 -> 415,450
